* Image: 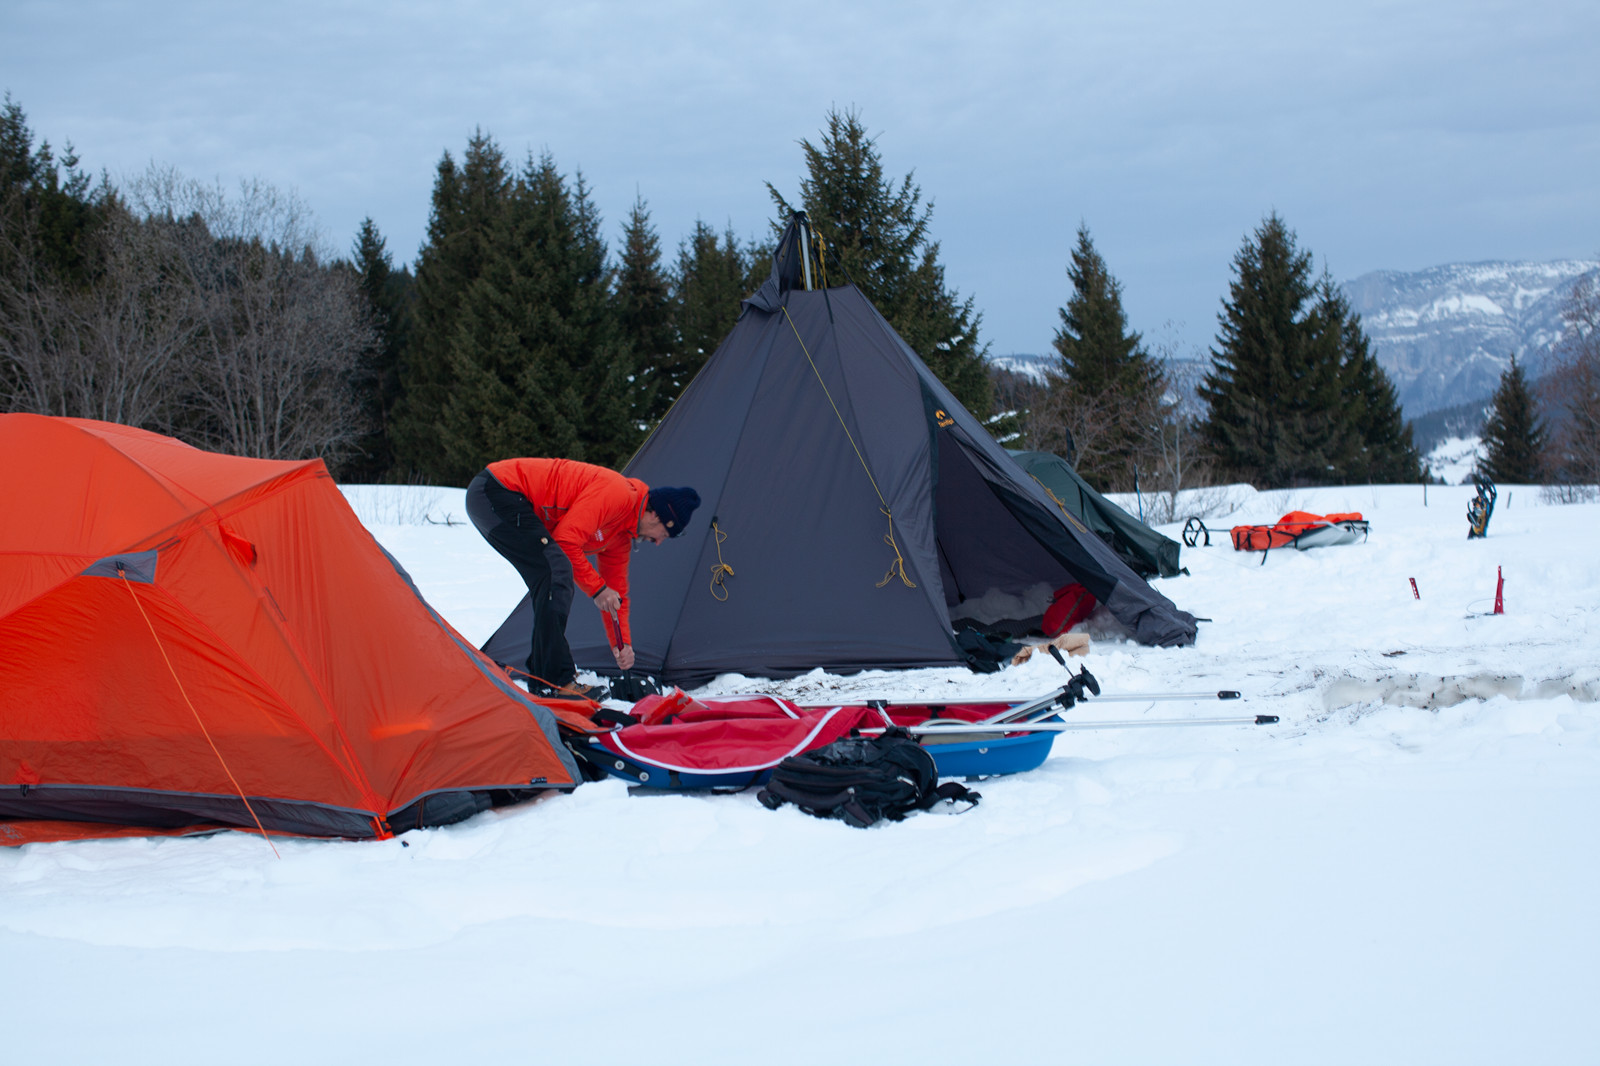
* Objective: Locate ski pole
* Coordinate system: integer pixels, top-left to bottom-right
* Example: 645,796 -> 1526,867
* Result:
827,689 -> 1242,713
1090,690 -> 1241,702
875,714 -> 1279,736
847,675 -> 1086,721
851,668 -> 1099,726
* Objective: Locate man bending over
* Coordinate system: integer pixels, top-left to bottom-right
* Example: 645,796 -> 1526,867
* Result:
466,457 -> 699,697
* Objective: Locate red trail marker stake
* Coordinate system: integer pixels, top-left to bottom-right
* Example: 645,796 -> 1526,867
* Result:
1493,566 -> 1504,614
1409,577 -> 1420,600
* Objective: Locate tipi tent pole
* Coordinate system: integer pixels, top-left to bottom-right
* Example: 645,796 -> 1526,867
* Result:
797,217 -> 815,291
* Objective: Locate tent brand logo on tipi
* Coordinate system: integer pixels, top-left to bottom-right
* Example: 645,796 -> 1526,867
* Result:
934,409 -> 954,428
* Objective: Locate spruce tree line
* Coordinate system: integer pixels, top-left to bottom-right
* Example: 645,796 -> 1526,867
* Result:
2,98 -> 988,488
378,108 -> 989,485
1029,213 -> 1422,496
7,90 -> 1460,495
381,134 -> 771,485
1197,214 -> 1421,487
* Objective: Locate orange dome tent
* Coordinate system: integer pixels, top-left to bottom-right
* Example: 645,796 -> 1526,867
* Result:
1,416 -> 580,843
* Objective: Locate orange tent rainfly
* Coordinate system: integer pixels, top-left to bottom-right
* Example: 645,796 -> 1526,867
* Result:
1,416 -> 580,843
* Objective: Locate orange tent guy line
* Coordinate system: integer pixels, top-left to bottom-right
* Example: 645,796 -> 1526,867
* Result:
146,547 -> 390,817
118,568 -> 281,859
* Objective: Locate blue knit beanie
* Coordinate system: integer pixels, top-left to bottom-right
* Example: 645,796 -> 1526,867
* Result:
647,486 -> 701,537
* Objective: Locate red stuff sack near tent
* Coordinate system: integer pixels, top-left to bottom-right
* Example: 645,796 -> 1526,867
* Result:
1042,583 -> 1096,636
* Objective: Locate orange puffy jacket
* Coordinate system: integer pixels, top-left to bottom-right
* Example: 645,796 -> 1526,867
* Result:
487,458 -> 648,645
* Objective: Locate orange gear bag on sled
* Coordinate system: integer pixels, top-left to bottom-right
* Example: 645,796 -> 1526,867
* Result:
1230,510 -> 1369,557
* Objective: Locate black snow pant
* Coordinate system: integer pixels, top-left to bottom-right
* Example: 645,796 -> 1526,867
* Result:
466,469 -> 577,689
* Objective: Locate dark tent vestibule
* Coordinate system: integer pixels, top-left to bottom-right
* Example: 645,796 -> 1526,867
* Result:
1008,449 -> 1185,579
486,214 -> 1197,686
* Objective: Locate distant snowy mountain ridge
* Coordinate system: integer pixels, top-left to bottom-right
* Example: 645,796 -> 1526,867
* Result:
1342,259 -> 1599,418
989,351 -> 1055,384
987,258 -> 1598,423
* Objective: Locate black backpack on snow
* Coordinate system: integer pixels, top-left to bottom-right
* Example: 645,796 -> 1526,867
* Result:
757,727 -> 980,828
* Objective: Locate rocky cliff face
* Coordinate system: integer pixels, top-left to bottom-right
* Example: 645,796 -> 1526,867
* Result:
1343,260 -> 1598,418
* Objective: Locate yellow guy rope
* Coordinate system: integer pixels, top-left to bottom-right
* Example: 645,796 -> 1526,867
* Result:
118,568 -> 281,858
780,305 -> 915,589
709,520 -> 735,600
1028,473 -> 1092,536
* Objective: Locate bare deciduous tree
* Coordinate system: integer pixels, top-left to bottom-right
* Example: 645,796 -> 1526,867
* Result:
5,167 -> 372,465
1543,272 -> 1600,496
0,205 -> 202,427
125,170 -> 374,461
1138,356 -> 1216,524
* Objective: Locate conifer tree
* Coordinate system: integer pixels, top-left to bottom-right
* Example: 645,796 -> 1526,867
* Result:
390,131 -> 510,480
1315,278 -> 1422,483
669,219 -> 749,408
1046,224 -> 1165,490
339,218 -> 413,481
1,96 -> 117,416
1200,214 -> 1349,487
614,196 -> 676,425
1477,355 -> 1545,483
0,94 -> 104,288
770,108 -> 991,416
432,154 -> 638,480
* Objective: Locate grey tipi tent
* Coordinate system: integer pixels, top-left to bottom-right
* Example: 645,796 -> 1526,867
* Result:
487,214 -> 1197,685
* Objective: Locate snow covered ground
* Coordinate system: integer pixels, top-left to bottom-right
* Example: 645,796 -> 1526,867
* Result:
4,481 -> 1598,1064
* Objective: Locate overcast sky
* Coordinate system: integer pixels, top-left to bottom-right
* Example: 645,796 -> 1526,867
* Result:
5,0 -> 1596,358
